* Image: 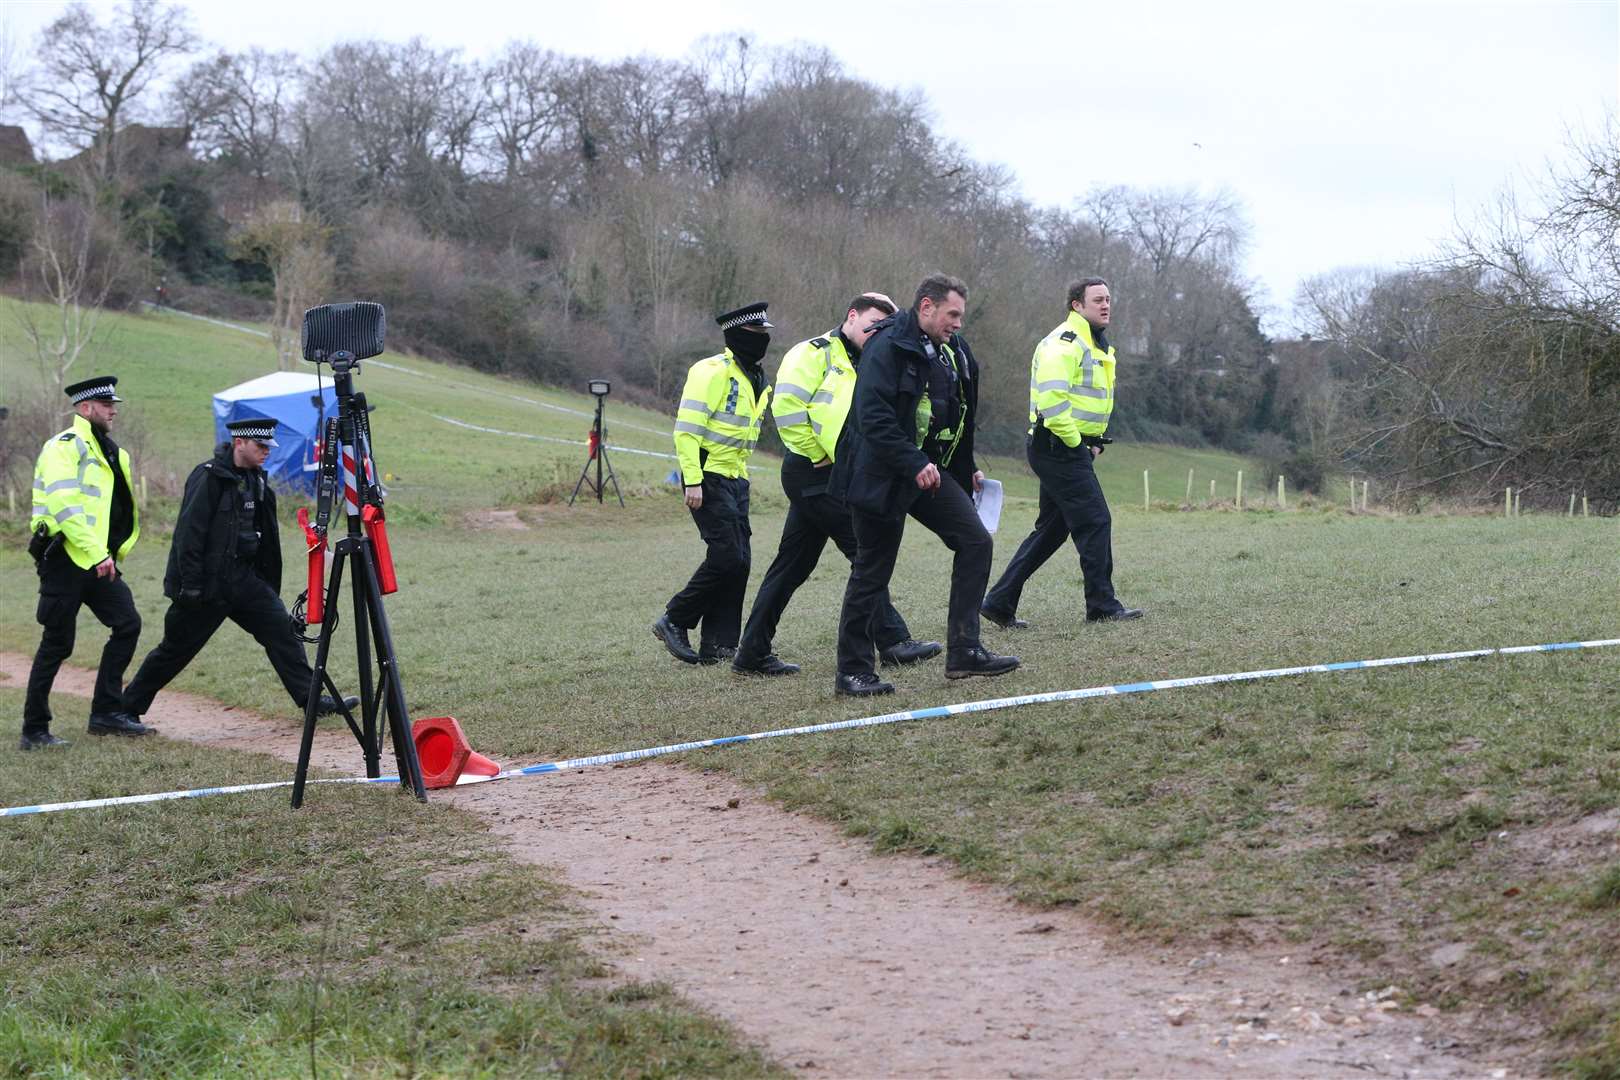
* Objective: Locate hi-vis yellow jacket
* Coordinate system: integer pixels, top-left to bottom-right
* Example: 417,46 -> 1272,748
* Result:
673,350 -> 772,486
1027,310 -> 1116,447
770,332 -> 857,463
30,414 -> 140,569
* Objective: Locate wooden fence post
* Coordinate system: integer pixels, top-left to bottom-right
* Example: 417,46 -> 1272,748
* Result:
1144,469 -> 1150,511
1209,479 -> 1216,504
1504,487 -> 1512,517
1583,496 -> 1590,518
1236,470 -> 1244,510
1362,479 -> 1370,511
1278,475 -> 1286,509
1185,468 -> 1194,508
1569,492 -> 1577,518
1514,489 -> 1521,517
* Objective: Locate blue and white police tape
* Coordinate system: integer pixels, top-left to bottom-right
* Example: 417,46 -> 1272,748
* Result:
4,637 -> 1616,819
497,637 -> 1620,777
428,413 -> 782,472
430,414 -> 681,460
0,776 -> 395,817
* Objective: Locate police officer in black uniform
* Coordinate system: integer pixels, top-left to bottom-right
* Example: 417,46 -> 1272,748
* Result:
831,274 -> 1020,696
121,419 -> 354,720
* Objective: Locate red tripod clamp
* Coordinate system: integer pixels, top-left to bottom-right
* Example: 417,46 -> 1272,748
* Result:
297,507 -> 327,625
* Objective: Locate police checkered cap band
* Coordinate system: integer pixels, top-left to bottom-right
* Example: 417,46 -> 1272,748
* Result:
65,377 -> 120,403
227,420 -> 278,443
715,302 -> 772,330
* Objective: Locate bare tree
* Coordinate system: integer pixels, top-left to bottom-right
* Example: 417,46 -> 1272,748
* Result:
228,199 -> 333,369
21,1 -> 198,182
172,48 -> 301,187
0,17 -> 21,115
14,185 -> 135,401
602,57 -> 689,175
304,38 -> 480,226
680,34 -> 757,187
480,42 -> 565,180
608,171 -> 694,396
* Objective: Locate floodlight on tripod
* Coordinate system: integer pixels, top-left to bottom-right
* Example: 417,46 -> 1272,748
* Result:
290,300 -> 426,807
570,377 -> 624,507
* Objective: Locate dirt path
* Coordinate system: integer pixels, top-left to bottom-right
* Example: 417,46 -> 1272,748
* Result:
3,653 -> 1503,1078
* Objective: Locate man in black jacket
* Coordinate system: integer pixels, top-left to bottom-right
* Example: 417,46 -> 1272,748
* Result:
122,419 -> 352,720
831,274 -> 1020,696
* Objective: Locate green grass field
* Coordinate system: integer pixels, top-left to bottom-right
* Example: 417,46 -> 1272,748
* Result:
3,299 -> 1618,1074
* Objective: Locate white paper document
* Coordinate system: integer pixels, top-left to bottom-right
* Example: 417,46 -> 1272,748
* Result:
973,477 -> 1003,534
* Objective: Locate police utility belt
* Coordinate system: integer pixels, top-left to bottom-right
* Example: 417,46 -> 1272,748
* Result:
28,525 -> 64,569
1030,420 -> 1112,454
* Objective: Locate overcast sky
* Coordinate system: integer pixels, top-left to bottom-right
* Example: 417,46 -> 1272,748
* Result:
4,0 -> 1616,332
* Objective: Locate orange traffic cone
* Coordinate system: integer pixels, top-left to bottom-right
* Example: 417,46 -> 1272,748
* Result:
412,716 -> 502,789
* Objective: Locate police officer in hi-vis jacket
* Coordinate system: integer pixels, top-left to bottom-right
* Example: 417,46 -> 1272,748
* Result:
22,376 -> 147,749
731,292 -> 940,677
982,277 -> 1144,629
653,302 -> 774,665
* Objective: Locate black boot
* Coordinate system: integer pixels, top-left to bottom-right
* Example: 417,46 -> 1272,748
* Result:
1086,607 -> 1144,622
88,711 -> 154,737
733,654 -> 801,677
652,614 -> 700,664
313,695 -> 361,717
834,671 -> 894,697
945,645 -> 1020,680
19,730 -> 71,751
697,643 -> 737,666
879,639 -> 943,666
980,605 -> 1029,630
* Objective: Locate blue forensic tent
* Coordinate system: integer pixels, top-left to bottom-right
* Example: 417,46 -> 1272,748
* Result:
213,371 -> 338,495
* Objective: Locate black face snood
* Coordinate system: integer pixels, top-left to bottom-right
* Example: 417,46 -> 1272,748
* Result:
724,327 -> 770,366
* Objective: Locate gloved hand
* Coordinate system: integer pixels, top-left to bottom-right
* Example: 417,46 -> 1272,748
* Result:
177,587 -> 204,608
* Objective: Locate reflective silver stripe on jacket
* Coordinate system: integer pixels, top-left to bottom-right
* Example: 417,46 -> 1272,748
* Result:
1072,407 -> 1110,423
72,437 -> 92,483
709,410 -> 754,426
1078,348 -> 1100,390
775,382 -> 813,401
1069,348 -> 1108,399
53,506 -> 86,523
38,478 -> 100,496
809,390 -> 836,405
675,421 -> 754,450
775,410 -> 810,428
1034,379 -> 1069,393
1039,401 -> 1071,419
679,398 -> 712,414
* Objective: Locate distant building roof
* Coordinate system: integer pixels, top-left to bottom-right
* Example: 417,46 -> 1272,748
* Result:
0,126 -> 35,168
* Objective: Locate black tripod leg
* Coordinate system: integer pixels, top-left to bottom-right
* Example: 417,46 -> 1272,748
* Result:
347,535 -> 380,778
293,547 -> 347,808
568,455 -> 595,506
599,445 -> 626,507
356,541 -> 426,801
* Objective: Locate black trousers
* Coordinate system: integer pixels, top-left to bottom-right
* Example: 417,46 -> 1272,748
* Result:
984,433 -> 1123,619
24,558 -> 142,733
665,474 -> 750,649
123,576 -> 315,717
738,455 -> 910,662
837,470 -> 991,675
